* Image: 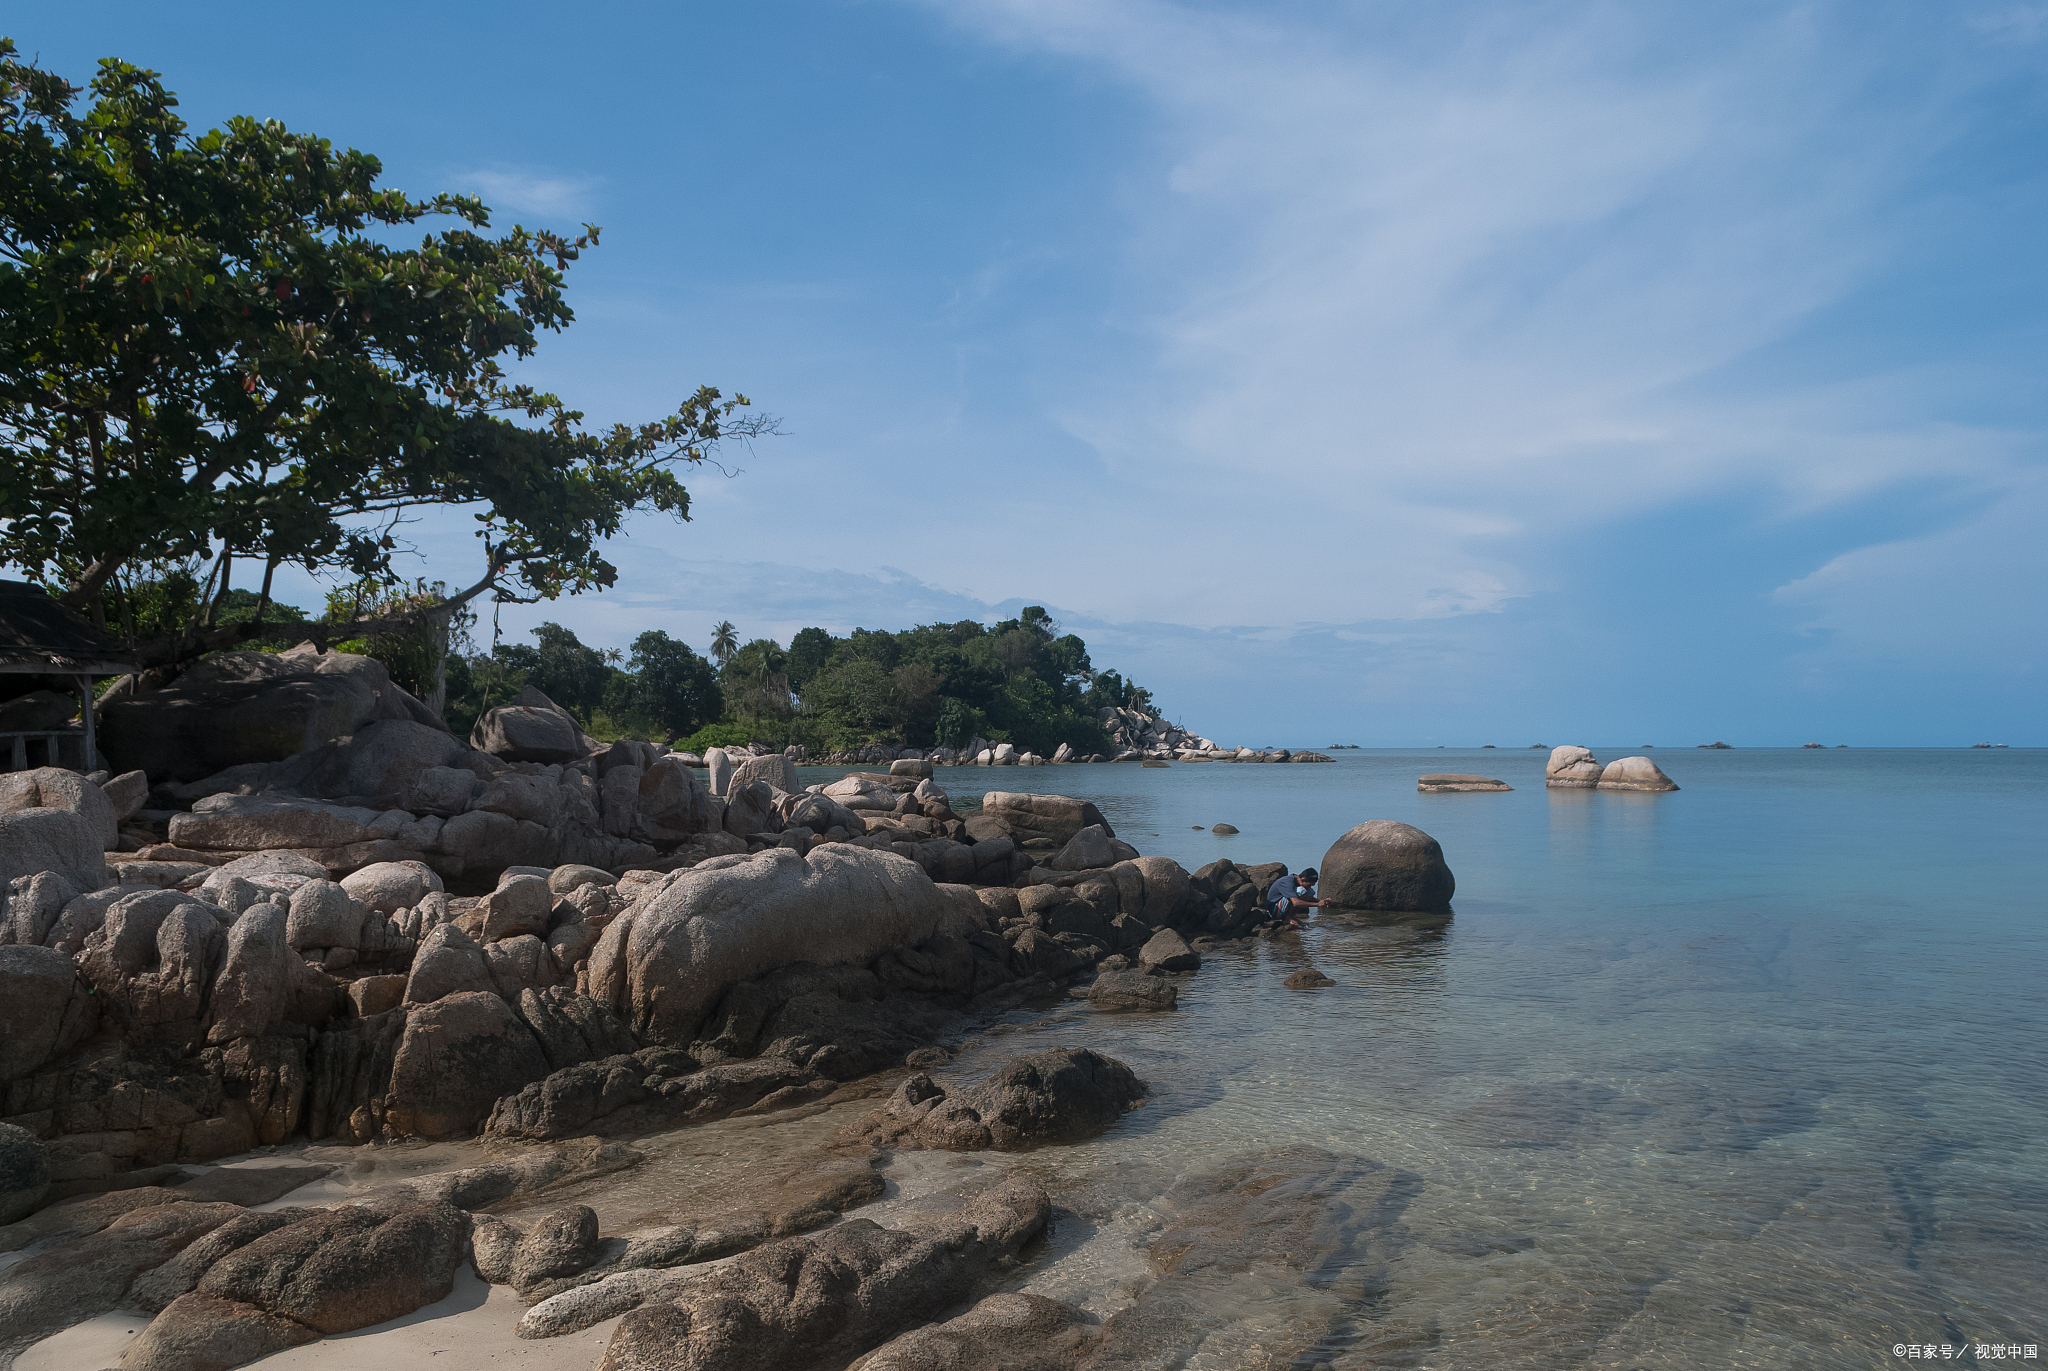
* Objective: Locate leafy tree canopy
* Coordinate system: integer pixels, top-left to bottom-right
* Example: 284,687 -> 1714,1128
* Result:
618,630 -> 721,740
711,607 -> 1160,757
0,42 -> 771,667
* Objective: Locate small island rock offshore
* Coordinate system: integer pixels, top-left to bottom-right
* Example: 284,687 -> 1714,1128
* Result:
1544,745 -> 1680,792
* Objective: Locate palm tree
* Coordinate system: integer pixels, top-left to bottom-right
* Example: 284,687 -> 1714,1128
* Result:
710,620 -> 738,667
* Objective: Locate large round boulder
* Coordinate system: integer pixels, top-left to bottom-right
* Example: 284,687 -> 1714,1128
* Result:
0,944 -> 96,1080
0,806 -> 112,894
99,644 -> 444,782
965,793 -> 1114,851
1544,745 -> 1603,788
586,845 -> 967,1046
468,686 -> 593,763
1318,820 -> 1455,912
340,859 -> 444,915
1597,756 -> 1680,792
0,766 -> 118,849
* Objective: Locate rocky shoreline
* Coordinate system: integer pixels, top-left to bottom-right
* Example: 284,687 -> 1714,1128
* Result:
0,643 -> 1447,1370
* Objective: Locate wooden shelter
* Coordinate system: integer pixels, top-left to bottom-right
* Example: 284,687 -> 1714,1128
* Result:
0,578 -> 138,771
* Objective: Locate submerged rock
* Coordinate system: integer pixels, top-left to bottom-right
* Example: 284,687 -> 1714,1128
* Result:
1087,969 -> 1179,1011
1283,967 -> 1335,989
859,1292 -> 1101,1371
1084,1146 -> 1423,1368
841,1047 -> 1145,1152
1416,773 -> 1512,793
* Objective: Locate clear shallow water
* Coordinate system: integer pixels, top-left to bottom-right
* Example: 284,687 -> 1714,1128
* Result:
808,749 -> 2047,1369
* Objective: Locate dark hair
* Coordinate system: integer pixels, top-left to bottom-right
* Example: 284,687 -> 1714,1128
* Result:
1299,868 -> 1318,882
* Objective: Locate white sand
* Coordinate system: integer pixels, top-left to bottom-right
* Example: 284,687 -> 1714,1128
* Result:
18,1270 -> 622,1370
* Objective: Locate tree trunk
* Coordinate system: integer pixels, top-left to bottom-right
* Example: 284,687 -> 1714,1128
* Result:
424,603 -> 452,722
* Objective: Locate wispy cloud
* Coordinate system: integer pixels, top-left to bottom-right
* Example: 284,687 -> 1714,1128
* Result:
453,166 -> 602,221
905,0 -> 2045,631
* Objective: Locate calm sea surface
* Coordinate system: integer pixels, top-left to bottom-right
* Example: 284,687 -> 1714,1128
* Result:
803,748 -> 2047,1369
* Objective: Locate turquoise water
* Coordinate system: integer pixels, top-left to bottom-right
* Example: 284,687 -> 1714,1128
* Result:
814,749 -> 2048,1369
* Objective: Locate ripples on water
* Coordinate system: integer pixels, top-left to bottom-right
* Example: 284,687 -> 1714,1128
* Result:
809,749 -> 2047,1369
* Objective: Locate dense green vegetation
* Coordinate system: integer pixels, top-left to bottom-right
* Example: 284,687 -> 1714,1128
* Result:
694,606 -> 1154,755
443,606 -> 1157,754
85,559 -> 1157,752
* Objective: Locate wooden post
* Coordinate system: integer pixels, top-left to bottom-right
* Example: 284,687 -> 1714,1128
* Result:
9,735 -> 23,771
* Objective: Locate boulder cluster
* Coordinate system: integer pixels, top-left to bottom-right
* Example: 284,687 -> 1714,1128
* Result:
0,640 -> 1458,1371
1544,746 -> 1680,792
1,657 -> 1402,1242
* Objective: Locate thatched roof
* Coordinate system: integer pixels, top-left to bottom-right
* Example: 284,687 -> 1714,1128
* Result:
0,579 -> 139,675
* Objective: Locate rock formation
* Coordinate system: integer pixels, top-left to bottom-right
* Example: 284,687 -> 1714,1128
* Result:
98,644 -> 447,783
596,1176 -> 1051,1371
1318,820 -> 1455,912
1417,773 -> 1512,792
1545,746 -> 1604,788
840,1047 -> 1146,1151
1596,756 -> 1680,791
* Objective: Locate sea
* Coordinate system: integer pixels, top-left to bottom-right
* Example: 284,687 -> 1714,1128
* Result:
796,747 -> 2047,1370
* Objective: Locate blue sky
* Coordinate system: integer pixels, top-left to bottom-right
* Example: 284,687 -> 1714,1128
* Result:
18,0 -> 2047,745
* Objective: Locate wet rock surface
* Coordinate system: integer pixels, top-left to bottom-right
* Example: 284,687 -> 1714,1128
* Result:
856,1292 -> 1102,1370
841,1047 -> 1146,1152
596,1175 -> 1051,1371
1087,1146 -> 1425,1369
1086,969 -> 1180,1011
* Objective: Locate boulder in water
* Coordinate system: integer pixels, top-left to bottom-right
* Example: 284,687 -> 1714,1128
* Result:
1417,773 -> 1512,792
1544,745 -> 1603,788
1087,970 -> 1179,1011
1319,820 -> 1454,912
842,1047 -> 1146,1151
1597,756 -> 1679,792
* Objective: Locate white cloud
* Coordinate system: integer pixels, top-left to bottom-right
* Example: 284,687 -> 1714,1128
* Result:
900,0 -> 2044,630
453,167 -> 601,221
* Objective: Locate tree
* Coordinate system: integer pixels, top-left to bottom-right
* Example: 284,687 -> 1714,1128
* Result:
323,577 -> 472,715
804,658 -> 895,741
710,621 -> 739,667
496,621 -> 611,722
719,637 -> 790,726
622,630 -> 719,739
0,43 -> 773,668
934,697 -> 988,749
785,626 -> 832,692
